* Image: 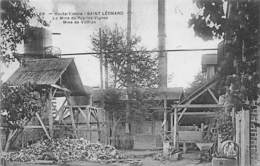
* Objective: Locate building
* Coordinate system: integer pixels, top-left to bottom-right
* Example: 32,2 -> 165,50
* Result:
90,87 -> 184,149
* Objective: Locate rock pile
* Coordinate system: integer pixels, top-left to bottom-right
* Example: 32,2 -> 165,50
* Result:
1,138 -> 124,162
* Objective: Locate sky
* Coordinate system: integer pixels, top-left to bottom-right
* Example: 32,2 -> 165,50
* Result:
1,0 -> 220,88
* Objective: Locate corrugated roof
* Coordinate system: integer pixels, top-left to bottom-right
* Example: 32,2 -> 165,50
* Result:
7,58 -> 86,96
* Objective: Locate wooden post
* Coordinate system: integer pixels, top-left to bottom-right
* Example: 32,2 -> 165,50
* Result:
170,112 -> 173,134
99,28 -> 104,90
201,123 -> 204,132
78,107 -> 92,141
163,95 -> 169,156
163,96 -> 167,140
66,95 -> 78,138
0,126 -> 2,152
88,109 -> 92,142
231,107 -> 236,142
183,142 -> 187,153
69,106 -> 78,138
241,108 -> 250,166
173,107 -> 178,150
235,112 -> 241,166
48,89 -> 54,138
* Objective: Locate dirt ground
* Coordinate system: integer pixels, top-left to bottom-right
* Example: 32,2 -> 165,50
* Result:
65,152 -> 211,166
5,151 -> 211,166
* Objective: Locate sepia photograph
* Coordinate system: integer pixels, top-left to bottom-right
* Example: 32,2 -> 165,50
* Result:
0,0 -> 260,165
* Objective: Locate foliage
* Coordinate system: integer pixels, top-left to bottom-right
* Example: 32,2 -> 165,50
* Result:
103,88 -> 159,122
189,0 -> 260,106
91,26 -> 159,88
0,0 -> 48,63
104,89 -> 125,121
0,83 -> 43,130
185,72 -> 207,95
215,112 -> 234,141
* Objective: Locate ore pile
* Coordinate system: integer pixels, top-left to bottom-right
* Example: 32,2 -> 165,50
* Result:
1,138 -> 123,162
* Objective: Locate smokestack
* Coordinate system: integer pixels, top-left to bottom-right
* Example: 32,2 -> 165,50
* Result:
127,0 -> 132,44
158,0 -> 167,88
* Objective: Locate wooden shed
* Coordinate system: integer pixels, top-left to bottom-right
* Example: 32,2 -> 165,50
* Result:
4,58 -> 104,146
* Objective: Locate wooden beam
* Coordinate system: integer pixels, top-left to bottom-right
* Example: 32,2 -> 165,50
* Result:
51,84 -> 70,93
186,88 -> 208,104
178,112 -> 217,116
151,104 -> 224,112
58,99 -> 67,123
36,113 -> 51,140
172,104 -> 224,109
78,107 -> 88,121
51,88 -> 58,98
207,88 -> 219,104
25,125 -> 48,129
178,108 -> 187,122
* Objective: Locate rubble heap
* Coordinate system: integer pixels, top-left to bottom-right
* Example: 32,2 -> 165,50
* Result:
1,138 -> 124,162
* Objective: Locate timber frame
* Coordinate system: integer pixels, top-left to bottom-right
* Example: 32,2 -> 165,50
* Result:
149,78 -> 223,151
24,86 -> 104,141
4,58 -> 104,142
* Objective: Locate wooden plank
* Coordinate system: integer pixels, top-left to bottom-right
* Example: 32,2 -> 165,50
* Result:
207,88 -> 219,104
36,113 -> 51,140
241,109 -> 250,166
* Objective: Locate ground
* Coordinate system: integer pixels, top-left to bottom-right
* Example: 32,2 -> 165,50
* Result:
5,151 -> 211,166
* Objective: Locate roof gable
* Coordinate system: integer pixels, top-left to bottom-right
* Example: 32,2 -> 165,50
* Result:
7,58 -> 86,96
